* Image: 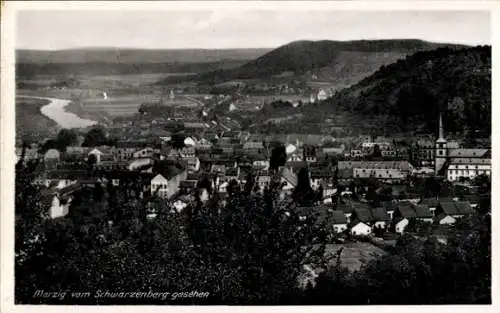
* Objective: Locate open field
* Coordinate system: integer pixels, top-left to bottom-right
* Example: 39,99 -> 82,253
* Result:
16,96 -> 59,143
18,72 -> 194,90
77,95 -> 201,117
77,73 -> 195,89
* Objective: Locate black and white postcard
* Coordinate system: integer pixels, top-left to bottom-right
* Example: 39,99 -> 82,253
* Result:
1,1 -> 497,312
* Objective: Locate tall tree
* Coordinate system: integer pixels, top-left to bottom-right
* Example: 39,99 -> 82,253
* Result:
55,129 -> 78,151
269,143 -> 287,171
82,127 -> 108,147
293,167 -> 314,205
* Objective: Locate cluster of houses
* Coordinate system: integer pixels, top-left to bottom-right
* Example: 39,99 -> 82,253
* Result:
296,197 -> 476,238
347,135 -> 410,159
17,131 -> 335,219
349,114 -> 491,183
17,111 -> 489,226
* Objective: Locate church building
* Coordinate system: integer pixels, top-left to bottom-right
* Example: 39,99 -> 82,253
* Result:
434,113 -> 491,181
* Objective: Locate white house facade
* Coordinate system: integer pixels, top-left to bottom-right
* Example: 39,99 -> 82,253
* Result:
350,222 -> 372,236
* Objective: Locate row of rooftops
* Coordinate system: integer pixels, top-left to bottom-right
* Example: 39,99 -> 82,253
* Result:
337,161 -> 413,171
297,197 -> 475,227
336,198 -> 473,216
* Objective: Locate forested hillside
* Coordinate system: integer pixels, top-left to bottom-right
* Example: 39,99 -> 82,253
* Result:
328,46 -> 491,135
187,39 -> 465,85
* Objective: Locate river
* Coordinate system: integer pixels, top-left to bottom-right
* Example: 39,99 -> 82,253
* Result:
21,96 -> 97,129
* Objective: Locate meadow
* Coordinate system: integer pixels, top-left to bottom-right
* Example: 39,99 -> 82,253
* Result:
16,70 -> 205,122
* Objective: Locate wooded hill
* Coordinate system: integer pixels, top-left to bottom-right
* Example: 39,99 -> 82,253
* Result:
180,39 -> 466,85
246,45 -> 491,136
327,45 -> 492,135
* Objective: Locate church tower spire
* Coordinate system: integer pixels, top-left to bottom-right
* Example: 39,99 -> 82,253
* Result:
438,112 -> 445,140
435,111 -> 448,175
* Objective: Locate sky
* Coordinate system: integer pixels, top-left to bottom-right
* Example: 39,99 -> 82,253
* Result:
16,10 -> 490,50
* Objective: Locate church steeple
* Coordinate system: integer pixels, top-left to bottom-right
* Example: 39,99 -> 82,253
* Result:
436,111 -> 447,143
438,112 -> 445,140
435,111 -> 448,175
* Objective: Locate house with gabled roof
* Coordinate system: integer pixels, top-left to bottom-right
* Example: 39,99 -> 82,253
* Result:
303,145 -> 317,163
279,167 -> 298,192
150,161 -> 187,199
393,202 -> 417,234
434,201 -> 458,224
88,146 -> 114,165
351,203 -> 373,224
454,201 -> 474,215
40,183 -> 82,219
350,221 -> 372,236
381,201 -> 396,220
328,210 -> 348,233
370,206 -> 391,229
419,198 -> 439,216
335,202 -> 354,224
433,200 -> 473,224
413,204 -> 434,223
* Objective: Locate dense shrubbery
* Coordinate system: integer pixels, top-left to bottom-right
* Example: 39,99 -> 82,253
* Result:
15,160 -> 491,304
302,212 -> 491,304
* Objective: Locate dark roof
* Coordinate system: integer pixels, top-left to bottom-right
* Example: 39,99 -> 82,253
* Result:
413,204 -> 433,218
454,201 -> 474,215
336,202 -> 353,214
371,207 -> 391,222
419,198 -> 439,207
435,212 -> 454,222
352,203 -> 373,223
329,210 -> 348,224
58,183 -> 82,196
153,160 -> 186,180
381,201 -> 396,212
396,203 -> 417,218
439,202 -> 458,215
